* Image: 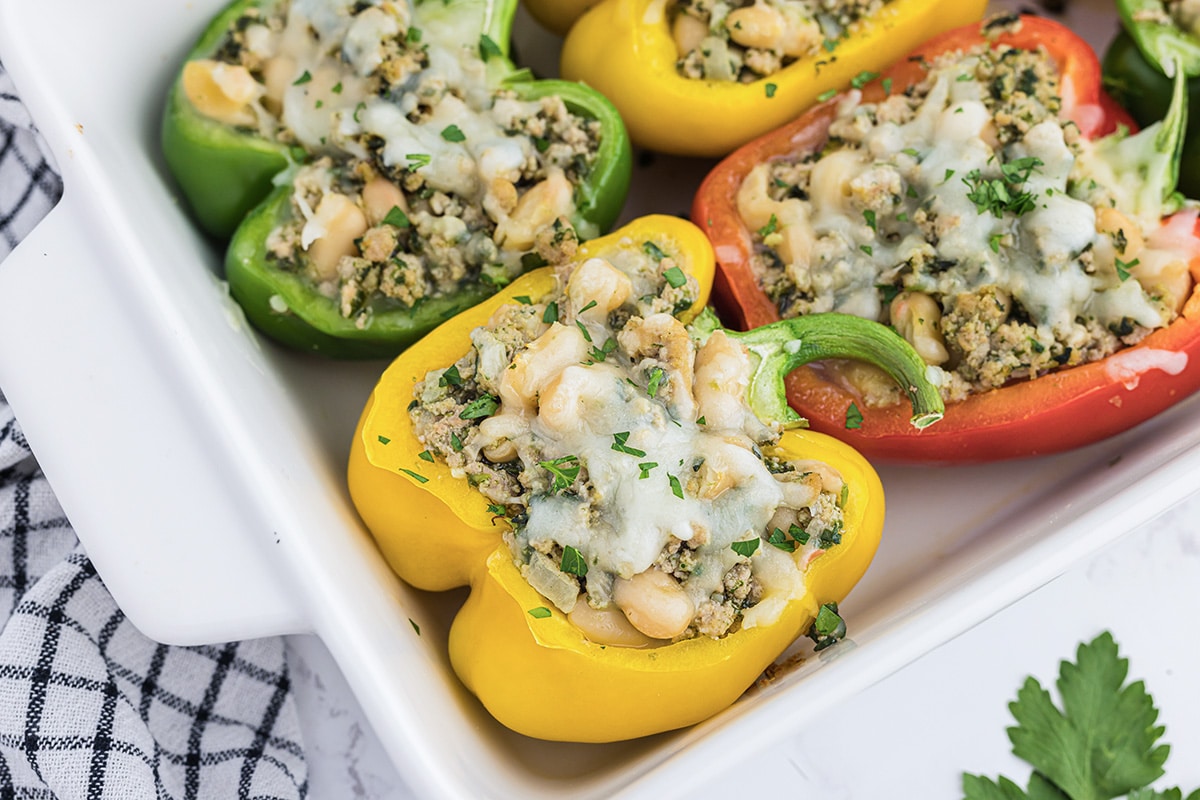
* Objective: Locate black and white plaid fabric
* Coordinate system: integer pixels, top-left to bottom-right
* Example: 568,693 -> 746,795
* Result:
1,61 -> 308,798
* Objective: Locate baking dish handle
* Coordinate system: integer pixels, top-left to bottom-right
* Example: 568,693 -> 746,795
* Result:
0,198 -> 307,645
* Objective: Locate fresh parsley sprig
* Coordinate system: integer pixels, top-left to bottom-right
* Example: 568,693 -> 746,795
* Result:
962,632 -> 1197,800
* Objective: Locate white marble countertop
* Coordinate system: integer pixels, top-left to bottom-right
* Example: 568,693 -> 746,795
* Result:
290,486 -> 1200,799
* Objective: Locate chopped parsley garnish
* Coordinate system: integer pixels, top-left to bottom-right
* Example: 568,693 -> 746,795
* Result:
406,26 -> 422,43
807,602 -> 846,651
850,70 -> 879,89
314,99 -> 324,109
765,82 -> 777,98
647,367 -> 665,398
527,606 -> 552,619
902,147 -> 920,158
382,205 -> 411,228
845,402 -> 864,430
377,435 -> 391,445
817,521 -> 843,549
882,77 -> 893,95
1000,156 -> 1043,184
989,233 -> 1003,253
409,619 -> 420,635
579,300 -> 597,313
768,527 -> 797,552
542,301 -> 559,324
459,394 -> 499,420
862,209 -> 876,231
696,416 -> 706,425
1115,257 -> 1139,281
292,70 -> 312,85
731,538 -> 760,557
663,266 -> 687,289
575,320 -> 593,343
520,252 -> 549,270
450,432 -> 464,452
860,245 -> 873,256
406,153 -> 432,169
668,474 -> 684,499
817,88 -> 838,102
637,462 -> 657,479
588,337 -> 617,364
789,522 -> 811,545
441,124 -> 466,143
560,545 -> 588,576
611,432 -> 647,457
479,34 -> 503,60
643,240 -> 667,261
963,157 -> 1043,218
486,503 -> 508,517
353,102 -> 366,123
399,468 -> 428,484
439,365 -> 462,386
513,295 -> 532,305
540,455 -> 581,492
758,213 -> 779,238
943,168 -> 955,182
331,81 -> 343,94
418,450 -> 435,462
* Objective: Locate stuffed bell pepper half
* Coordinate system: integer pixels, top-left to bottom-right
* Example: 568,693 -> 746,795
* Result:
347,215 -> 941,742
558,0 -> 987,157
694,14 -> 1200,461
163,0 -> 631,357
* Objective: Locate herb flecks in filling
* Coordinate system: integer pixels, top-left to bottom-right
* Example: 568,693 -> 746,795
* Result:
187,0 -> 603,327
408,243 -> 847,647
738,37 -> 1197,403
671,0 -> 889,83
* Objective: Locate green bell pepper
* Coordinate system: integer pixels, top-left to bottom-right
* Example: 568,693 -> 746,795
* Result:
163,0 -> 631,358
1104,2 -> 1200,198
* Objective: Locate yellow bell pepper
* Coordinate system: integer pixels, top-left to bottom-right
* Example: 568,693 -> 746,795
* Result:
522,0 -> 600,35
347,215 -> 937,742
559,0 -> 988,157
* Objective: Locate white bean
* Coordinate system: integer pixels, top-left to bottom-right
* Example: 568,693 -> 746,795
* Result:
566,258 -> 632,320
613,570 -> 695,640
182,59 -> 262,127
305,193 -> 368,281
568,600 -> 658,648
890,291 -> 949,366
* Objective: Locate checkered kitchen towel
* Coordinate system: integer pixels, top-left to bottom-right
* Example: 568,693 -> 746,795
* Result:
1,62 -> 308,798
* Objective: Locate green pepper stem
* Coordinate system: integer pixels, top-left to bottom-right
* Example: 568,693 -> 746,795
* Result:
691,308 -> 944,430
1119,0 -> 1200,78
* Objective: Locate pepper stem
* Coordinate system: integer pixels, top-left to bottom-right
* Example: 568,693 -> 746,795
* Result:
692,308 -> 944,430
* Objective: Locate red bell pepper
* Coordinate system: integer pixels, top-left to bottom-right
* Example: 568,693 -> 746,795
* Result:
693,15 -> 1200,462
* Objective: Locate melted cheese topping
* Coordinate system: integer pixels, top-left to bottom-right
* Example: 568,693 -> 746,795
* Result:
739,41 -> 1198,401
410,243 -> 845,645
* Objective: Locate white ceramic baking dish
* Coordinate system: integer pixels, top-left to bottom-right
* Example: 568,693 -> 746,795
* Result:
2,0 -> 1198,796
